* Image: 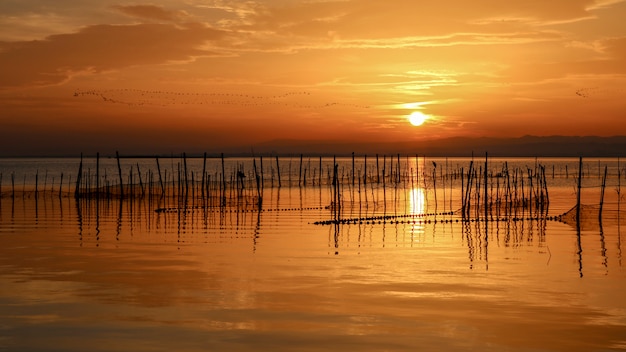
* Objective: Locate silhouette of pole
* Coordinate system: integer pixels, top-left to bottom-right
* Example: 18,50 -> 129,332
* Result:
485,152 -> 488,221
275,155 -> 281,187
75,153 -> 83,199
599,165 -> 607,224
201,152 -> 207,199
96,152 -> 100,200
116,151 -> 124,199
156,157 -> 165,196
576,156 -> 583,231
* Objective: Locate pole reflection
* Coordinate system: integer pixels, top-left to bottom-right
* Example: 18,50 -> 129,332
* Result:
2,178 -> 624,276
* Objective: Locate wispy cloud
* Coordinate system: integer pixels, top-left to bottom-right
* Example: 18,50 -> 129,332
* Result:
1,0 -> 625,146
0,23 -> 227,88
111,5 -> 190,22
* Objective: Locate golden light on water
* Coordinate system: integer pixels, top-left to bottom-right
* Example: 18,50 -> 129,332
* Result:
409,187 -> 426,215
409,187 -> 426,236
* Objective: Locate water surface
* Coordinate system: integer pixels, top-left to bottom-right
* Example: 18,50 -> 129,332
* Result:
1,157 -> 625,351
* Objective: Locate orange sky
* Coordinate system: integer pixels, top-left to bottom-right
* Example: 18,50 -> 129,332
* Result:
1,1 -> 626,155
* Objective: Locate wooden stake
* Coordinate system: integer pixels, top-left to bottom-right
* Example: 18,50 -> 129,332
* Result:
96,152 -> 100,199
201,152 -> 207,199
35,169 -> 38,198
376,154 -> 380,183
116,151 -> 124,199
363,155 -> 367,186
156,157 -> 165,196
576,156 -> 583,231
276,155 -> 281,188
136,163 -> 145,198
299,154 -> 303,187
484,152 -> 488,221
75,153 -> 83,199
221,153 -> 226,201
599,165 -> 608,224
183,153 -> 189,199
59,173 -> 63,199
346,152 -> 351,187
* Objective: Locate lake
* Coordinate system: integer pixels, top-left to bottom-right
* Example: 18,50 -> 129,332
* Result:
1,156 -> 625,351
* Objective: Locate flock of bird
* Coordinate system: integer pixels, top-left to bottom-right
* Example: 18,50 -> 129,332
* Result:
73,88 -> 370,109
575,87 -> 623,98
76,86 -> 621,108
576,87 -> 600,98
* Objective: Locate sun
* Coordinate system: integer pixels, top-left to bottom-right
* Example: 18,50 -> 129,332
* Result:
408,111 -> 429,126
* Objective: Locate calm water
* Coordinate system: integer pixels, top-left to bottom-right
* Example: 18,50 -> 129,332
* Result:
1,157 -> 625,351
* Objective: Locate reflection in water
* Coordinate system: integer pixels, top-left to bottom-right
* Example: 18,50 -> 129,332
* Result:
409,187 -> 426,239
76,198 -> 83,245
2,184 -> 626,351
409,187 -> 425,215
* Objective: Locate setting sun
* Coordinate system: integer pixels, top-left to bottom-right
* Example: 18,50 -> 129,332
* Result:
0,0 -> 625,156
408,111 -> 429,126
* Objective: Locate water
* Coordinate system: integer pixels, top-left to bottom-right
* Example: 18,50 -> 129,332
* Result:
1,157 -> 625,351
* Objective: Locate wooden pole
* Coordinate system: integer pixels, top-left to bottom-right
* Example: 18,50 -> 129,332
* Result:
465,161 -> 474,218
201,152 -> 207,199
221,153 -> 226,206
253,158 -> 262,208
156,157 -> 165,197
432,162 -> 437,211
416,155 -> 420,192
260,156 -> 264,191
276,155 -> 281,187
618,157 -> 622,214
116,151 -> 124,199
136,163 -> 145,198
333,162 -> 341,222
75,153 -> 83,199
460,167 -> 464,217
376,154 -> 380,183
129,165 -> 134,199
352,152 -> 355,187
299,154 -> 303,187
59,173 -> 63,199
397,154 -> 401,184
390,155 -> 394,185
382,155 -> 386,200
599,165 -> 608,224
177,162 -> 181,201
576,156 -> 583,230
319,156 -> 322,187
363,155 -> 367,186
35,170 -> 38,198
484,152 -> 488,221
96,152 -> 100,199
183,153 -> 189,199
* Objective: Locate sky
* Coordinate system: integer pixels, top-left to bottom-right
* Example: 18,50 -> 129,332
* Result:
1,0 -> 626,155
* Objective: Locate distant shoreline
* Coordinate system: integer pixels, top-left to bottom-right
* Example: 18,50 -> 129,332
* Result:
3,135 -> 626,158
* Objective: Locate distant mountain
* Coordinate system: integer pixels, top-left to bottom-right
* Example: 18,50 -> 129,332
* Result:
3,135 -> 625,157
241,135 -> 626,157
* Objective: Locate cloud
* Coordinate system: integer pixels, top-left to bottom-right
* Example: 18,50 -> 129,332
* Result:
245,0 -> 603,39
209,0 -> 618,57
603,36 -> 626,59
0,23 -> 227,88
498,36 -> 626,83
0,12 -> 79,41
111,5 -> 190,22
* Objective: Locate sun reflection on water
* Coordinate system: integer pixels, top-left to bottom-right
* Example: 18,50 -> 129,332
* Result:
409,187 -> 426,237
409,187 -> 425,215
